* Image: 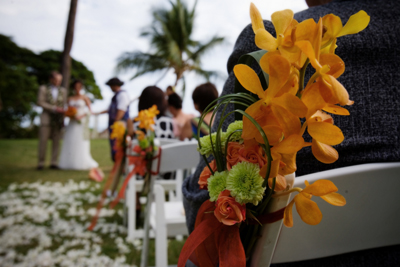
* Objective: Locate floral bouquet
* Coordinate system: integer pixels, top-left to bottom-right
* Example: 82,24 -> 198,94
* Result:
179,3 -> 369,266
64,106 -> 77,119
109,104 -> 161,208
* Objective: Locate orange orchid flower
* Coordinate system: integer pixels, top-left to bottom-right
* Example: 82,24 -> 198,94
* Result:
306,111 -> 344,164
295,18 -> 351,106
134,104 -> 159,131
234,54 -> 307,143
283,179 -> 346,227
250,3 -> 301,63
322,11 -> 370,50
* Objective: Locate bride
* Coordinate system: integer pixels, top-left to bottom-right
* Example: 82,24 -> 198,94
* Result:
59,80 -> 99,171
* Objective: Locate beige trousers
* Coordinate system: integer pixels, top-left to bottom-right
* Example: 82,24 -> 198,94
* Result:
38,125 -> 63,167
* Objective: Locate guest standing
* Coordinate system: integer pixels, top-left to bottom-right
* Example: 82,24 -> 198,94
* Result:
37,71 -> 67,170
94,77 -> 130,161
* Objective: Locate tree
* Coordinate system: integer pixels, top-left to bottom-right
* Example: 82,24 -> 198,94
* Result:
0,34 -> 101,138
117,0 -> 224,94
61,0 -> 79,91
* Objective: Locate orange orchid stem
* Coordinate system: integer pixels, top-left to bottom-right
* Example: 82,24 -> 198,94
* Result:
297,59 -> 310,97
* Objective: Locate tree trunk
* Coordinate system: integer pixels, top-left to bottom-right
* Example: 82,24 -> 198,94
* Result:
61,0 -> 78,92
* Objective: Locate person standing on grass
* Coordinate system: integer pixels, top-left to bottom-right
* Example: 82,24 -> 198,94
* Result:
93,77 -> 130,162
36,71 -> 67,170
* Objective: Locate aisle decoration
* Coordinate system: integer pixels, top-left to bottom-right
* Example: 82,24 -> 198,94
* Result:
88,106 -> 162,230
88,121 -> 127,230
179,3 -> 369,266
109,105 -> 161,208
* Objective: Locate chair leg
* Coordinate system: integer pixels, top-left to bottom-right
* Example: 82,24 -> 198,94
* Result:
156,224 -> 168,267
127,178 -> 136,240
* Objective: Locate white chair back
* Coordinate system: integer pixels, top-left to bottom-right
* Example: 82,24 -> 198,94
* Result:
126,140 -> 199,241
251,162 -> 400,266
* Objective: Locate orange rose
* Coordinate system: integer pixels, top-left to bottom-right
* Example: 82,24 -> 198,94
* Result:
214,190 -> 246,226
226,142 -> 244,170
237,145 -> 267,168
198,160 -> 217,190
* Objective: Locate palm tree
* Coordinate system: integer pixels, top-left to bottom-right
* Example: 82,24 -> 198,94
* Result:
117,0 -> 224,93
61,0 -> 78,92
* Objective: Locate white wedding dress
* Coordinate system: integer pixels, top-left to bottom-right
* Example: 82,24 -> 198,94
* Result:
59,99 -> 98,170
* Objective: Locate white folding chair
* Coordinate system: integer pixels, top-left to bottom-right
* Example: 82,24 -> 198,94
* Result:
151,184 -> 188,267
126,140 -> 200,243
251,162 -> 400,266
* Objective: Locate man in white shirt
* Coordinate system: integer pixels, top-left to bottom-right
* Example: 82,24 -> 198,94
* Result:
36,71 -> 67,170
95,77 -> 130,161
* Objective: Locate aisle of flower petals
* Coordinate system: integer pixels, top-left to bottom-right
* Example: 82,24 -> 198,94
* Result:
0,180 -> 141,267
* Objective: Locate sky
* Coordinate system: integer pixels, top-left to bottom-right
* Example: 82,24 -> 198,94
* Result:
0,0 -> 308,131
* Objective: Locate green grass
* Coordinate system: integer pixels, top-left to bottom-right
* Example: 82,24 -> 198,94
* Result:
0,139 -> 185,266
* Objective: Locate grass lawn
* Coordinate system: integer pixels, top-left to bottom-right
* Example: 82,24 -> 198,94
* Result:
0,139 -> 185,266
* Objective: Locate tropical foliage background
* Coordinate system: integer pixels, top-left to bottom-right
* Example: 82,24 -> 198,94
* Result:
117,0 -> 224,95
0,34 -> 101,138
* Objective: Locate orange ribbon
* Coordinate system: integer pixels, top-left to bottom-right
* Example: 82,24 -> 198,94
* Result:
87,148 -> 124,231
109,147 -> 163,209
178,200 -> 286,266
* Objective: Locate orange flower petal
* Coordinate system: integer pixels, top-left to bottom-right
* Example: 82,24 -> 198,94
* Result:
255,29 -> 277,51
319,53 -> 345,78
234,64 -> 265,99
311,139 -> 339,164
302,83 -> 327,118
321,192 -> 346,206
322,104 -> 350,115
256,125 -> 283,146
271,104 -> 301,137
296,40 -> 321,70
322,14 -> 343,40
268,174 -> 287,192
324,75 -> 351,106
259,158 -> 280,179
242,100 -> 267,141
276,69 -> 299,97
295,193 -> 322,225
263,54 -> 291,100
250,3 -> 265,33
283,199 -> 295,227
259,51 -> 281,74
279,152 -> 297,175
295,18 -> 317,42
273,93 -> 308,118
271,9 -> 294,35
302,179 -> 338,196
338,10 -> 370,37
307,121 -> 344,146
272,134 -> 304,154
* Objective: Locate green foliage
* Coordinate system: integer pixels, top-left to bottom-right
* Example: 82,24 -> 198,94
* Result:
117,0 -> 224,93
0,34 -> 101,138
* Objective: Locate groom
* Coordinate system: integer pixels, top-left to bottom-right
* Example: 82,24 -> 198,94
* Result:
37,71 -> 67,170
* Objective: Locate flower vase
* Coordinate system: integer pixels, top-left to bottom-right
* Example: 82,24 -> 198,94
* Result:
249,173 -> 295,266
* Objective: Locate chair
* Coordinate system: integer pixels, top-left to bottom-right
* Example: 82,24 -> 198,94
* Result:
151,184 -> 188,267
126,141 -> 200,243
250,162 -> 400,266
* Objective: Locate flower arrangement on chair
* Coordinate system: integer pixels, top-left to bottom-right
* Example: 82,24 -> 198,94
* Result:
179,3 -> 369,266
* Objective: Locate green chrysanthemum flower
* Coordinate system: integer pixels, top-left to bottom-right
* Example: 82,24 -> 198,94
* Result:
208,171 -> 229,202
139,139 -> 149,149
198,132 -> 227,157
226,120 -> 243,142
226,161 -> 265,205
